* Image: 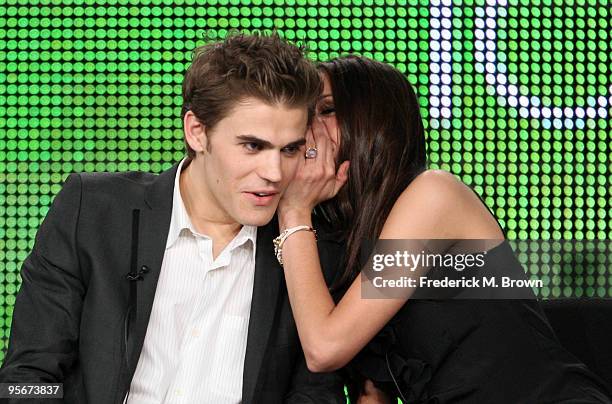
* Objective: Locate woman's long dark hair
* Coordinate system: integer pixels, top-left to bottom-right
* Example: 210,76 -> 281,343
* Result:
317,56 -> 427,292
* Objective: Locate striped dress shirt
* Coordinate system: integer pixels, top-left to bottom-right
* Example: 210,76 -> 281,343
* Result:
126,159 -> 257,403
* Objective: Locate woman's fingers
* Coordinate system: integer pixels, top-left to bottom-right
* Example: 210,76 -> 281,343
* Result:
357,379 -> 391,404
311,117 -> 332,163
315,124 -> 333,178
293,117 -> 347,205
324,124 -> 335,169
312,115 -> 328,137
310,122 -> 331,177
304,127 -> 317,165
336,160 -> 350,187
315,115 -> 337,146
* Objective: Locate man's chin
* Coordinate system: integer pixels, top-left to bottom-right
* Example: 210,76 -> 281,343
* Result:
237,210 -> 276,227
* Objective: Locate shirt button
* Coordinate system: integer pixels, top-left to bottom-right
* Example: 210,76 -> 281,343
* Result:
175,389 -> 182,396
191,329 -> 200,337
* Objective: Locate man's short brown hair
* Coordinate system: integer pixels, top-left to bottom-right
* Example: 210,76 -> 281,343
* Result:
181,32 -> 322,157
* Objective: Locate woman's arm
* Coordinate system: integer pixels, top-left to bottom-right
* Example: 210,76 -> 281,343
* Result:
279,169 -> 504,372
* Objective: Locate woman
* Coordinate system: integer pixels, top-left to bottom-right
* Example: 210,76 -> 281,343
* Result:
276,56 -> 612,402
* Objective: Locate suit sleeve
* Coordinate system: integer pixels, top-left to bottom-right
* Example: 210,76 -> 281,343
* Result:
284,352 -> 346,403
0,173 -> 85,385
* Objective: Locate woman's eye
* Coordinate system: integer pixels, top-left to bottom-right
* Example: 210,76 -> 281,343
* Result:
318,106 -> 336,116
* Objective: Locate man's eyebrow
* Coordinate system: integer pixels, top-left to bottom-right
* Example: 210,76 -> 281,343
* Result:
236,135 -> 306,149
285,138 -> 306,148
236,135 -> 274,149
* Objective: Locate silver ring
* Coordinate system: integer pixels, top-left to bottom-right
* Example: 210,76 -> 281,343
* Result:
305,147 -> 318,159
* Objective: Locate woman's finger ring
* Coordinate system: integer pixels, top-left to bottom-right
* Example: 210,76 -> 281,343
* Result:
305,147 -> 318,159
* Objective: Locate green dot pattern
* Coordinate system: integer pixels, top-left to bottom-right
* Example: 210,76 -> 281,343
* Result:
0,0 -> 610,363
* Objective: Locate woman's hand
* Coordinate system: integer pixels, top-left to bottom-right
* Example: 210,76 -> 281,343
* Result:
356,380 -> 392,404
278,117 -> 350,227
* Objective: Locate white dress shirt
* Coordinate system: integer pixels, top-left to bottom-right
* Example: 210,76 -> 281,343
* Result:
126,159 -> 257,403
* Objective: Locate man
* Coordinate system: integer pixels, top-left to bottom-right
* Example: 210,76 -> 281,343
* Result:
0,33 -> 345,403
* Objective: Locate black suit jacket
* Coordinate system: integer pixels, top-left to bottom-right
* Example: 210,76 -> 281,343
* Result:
0,163 -> 345,403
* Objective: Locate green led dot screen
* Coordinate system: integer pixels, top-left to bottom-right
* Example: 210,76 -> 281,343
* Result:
0,0 -> 610,368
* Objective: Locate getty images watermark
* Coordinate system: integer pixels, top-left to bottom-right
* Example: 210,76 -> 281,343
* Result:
360,239 -> 611,299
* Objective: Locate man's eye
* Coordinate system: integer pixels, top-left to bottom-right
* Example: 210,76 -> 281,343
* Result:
282,145 -> 300,155
243,142 -> 262,152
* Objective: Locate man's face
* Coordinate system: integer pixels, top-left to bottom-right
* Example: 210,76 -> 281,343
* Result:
187,98 -> 308,227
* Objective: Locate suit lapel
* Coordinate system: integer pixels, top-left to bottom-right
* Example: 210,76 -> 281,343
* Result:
242,218 -> 283,404
125,163 -> 178,378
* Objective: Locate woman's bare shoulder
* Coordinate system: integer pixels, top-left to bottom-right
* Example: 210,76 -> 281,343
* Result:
380,169 -> 504,240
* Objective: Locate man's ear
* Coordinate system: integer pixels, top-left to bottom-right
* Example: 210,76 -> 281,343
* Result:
184,111 -> 209,153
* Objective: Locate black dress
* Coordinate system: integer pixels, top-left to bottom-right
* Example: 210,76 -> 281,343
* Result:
344,241 -> 612,403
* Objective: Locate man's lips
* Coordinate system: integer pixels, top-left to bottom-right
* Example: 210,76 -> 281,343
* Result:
243,191 -> 279,206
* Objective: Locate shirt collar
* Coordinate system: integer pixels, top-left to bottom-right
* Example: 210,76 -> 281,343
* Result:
223,224 -> 257,255
165,159 -> 257,251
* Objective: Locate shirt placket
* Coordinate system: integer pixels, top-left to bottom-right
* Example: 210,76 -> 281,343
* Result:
165,235 -> 216,403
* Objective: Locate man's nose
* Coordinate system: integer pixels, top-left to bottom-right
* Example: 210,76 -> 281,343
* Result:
259,153 -> 282,183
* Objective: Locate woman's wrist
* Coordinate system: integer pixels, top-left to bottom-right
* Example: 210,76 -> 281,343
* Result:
278,208 -> 312,231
